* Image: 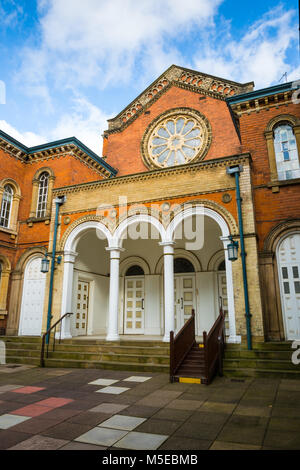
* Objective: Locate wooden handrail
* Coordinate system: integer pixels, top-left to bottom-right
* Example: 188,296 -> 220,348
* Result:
40,312 -> 73,367
202,304 -> 225,385
170,310 -> 195,382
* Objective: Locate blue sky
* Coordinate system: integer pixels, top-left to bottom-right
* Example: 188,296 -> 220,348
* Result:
0,0 -> 299,155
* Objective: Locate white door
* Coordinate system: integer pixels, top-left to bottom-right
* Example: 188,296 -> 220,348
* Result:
124,276 -> 145,334
218,271 -> 229,336
278,234 -> 300,340
174,274 -> 195,334
19,257 -> 46,336
74,280 -> 89,336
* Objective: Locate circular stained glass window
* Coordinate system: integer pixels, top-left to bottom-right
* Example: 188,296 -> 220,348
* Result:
142,109 -> 212,169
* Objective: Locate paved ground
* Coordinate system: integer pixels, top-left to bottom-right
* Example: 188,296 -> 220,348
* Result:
0,364 -> 299,450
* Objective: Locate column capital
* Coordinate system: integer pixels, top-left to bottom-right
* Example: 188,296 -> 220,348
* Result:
159,241 -> 175,255
106,246 -> 125,259
64,250 -> 78,263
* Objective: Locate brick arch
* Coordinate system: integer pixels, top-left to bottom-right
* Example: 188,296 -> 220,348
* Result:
266,114 -> 300,133
263,219 -> 300,253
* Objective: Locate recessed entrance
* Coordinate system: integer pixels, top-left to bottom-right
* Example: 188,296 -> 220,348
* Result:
174,258 -> 195,333
19,256 -> 46,336
124,266 -> 145,334
277,233 -> 300,340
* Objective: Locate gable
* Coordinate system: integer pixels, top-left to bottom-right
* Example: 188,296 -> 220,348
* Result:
104,83 -> 244,176
105,65 -> 254,135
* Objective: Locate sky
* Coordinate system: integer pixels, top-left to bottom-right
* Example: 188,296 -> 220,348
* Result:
0,0 -> 299,155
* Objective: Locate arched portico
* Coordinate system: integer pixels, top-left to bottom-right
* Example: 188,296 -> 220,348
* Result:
60,205 -> 239,343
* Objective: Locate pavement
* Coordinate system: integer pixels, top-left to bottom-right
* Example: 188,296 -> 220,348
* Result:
0,364 -> 299,450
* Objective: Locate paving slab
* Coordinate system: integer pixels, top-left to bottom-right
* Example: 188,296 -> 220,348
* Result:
96,386 -> 130,395
210,440 -> 261,450
75,426 -> 128,447
217,414 -> 269,446
42,422 -> 93,440
0,413 -> 31,429
99,414 -> 146,431
88,379 -> 119,386
89,403 -> 129,414
135,417 -> 182,435
8,434 -> 69,450
160,436 -> 212,450
113,431 -> 168,450
123,376 -> 152,383
0,430 -> 33,449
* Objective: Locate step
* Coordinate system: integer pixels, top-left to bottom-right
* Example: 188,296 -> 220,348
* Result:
0,336 -> 42,344
225,350 -> 294,360
42,357 -> 169,373
223,358 -> 300,371
226,342 -> 293,351
223,367 -> 300,380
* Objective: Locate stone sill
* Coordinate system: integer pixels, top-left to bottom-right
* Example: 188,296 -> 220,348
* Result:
26,217 -> 50,227
267,177 -> 300,192
0,226 -> 17,239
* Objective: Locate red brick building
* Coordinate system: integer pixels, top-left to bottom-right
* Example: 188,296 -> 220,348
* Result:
0,65 -> 299,347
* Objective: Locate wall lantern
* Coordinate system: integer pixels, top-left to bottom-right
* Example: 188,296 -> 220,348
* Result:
41,256 -> 50,273
41,254 -> 62,274
227,237 -> 239,262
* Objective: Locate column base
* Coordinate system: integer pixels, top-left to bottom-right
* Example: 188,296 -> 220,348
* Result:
227,335 -> 242,344
163,334 -> 170,343
106,334 -> 120,342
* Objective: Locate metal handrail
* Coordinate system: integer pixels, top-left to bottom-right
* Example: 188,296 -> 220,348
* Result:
40,312 -> 73,367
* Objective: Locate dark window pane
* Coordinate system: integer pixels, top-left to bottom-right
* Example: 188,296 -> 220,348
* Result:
283,282 -> 290,294
174,258 -> 195,273
125,265 -> 144,276
294,282 -> 300,294
282,267 -> 288,279
292,266 -> 299,279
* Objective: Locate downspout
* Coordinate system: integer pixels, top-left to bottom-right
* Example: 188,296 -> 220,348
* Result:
46,196 -> 66,344
227,165 -> 252,350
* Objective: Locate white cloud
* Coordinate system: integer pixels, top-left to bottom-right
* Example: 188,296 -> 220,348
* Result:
50,97 -> 110,154
18,0 -> 222,94
0,96 -> 109,155
193,7 -> 298,88
0,120 -> 46,147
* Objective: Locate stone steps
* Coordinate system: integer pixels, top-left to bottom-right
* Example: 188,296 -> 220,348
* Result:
223,343 -> 300,380
0,336 -> 170,373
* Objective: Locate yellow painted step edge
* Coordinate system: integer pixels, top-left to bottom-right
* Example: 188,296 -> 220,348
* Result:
179,377 -> 201,384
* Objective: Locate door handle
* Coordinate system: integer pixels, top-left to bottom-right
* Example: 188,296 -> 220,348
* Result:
142,298 -> 144,310
181,297 -> 183,309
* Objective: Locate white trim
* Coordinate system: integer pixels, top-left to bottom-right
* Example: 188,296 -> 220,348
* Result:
120,256 -> 150,276
114,214 -> 167,247
64,220 -> 112,252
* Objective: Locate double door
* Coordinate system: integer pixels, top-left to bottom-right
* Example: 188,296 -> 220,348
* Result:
74,280 -> 89,336
174,274 -> 196,334
124,276 -> 145,334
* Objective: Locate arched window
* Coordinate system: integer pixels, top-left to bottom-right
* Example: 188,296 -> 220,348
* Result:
36,172 -> 49,218
274,124 -> 300,181
125,265 -> 144,276
0,184 -> 13,228
174,257 -> 195,273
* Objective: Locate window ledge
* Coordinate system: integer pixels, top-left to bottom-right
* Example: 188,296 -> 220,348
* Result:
26,217 -> 50,227
0,226 -> 17,238
267,177 -> 300,192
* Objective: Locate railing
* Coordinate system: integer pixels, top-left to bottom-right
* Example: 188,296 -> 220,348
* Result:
40,313 -> 73,367
202,300 -> 225,385
170,309 -> 196,382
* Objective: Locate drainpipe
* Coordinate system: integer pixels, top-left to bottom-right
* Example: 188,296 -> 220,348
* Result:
46,196 -> 66,344
226,165 -> 252,350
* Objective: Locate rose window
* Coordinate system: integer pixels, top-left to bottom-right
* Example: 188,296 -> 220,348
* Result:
142,110 -> 211,169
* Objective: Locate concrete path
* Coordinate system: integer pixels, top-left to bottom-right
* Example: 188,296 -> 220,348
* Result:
0,364 -> 299,450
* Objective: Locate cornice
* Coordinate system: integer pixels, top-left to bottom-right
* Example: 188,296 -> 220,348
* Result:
0,130 -> 117,178
104,65 -> 254,135
228,89 -> 296,117
53,153 -> 251,195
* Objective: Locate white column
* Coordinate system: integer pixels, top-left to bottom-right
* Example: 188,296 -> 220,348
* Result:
220,236 -> 241,343
160,242 -> 175,342
106,247 -> 124,341
60,250 -> 78,339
